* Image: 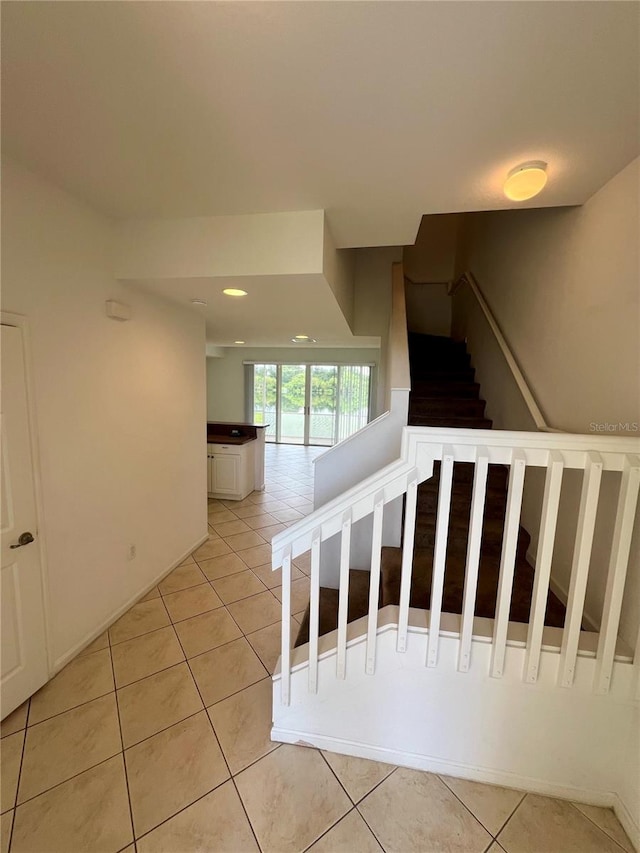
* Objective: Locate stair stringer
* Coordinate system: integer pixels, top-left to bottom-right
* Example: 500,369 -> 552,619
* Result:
272,605 -> 638,848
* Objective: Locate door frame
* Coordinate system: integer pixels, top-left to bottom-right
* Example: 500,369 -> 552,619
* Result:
2,311 -> 53,677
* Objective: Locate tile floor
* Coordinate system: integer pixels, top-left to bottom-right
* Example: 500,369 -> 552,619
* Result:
0,444 -> 634,853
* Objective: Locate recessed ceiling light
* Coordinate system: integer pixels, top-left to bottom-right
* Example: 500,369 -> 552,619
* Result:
223,288 -> 248,297
504,161 -> 548,201
291,336 -> 316,343
234,340 -> 246,345
191,298 -> 207,306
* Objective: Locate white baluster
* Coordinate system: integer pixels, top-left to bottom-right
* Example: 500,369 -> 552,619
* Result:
491,450 -> 527,678
365,492 -> 385,675
280,547 -> 292,705
397,468 -> 419,653
594,455 -> 640,693
525,451 -> 564,683
308,527 -> 321,693
559,452 -> 603,688
427,446 -> 455,668
336,510 -> 352,679
458,449 -> 489,672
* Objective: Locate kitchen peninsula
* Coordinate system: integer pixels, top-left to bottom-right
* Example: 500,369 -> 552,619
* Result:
206,421 -> 267,500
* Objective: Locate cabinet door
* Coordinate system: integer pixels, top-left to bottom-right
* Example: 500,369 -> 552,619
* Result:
212,455 -> 240,494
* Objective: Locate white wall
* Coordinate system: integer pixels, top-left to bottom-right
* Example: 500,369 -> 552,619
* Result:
353,247 -> 403,415
1,159 -> 207,669
452,158 -> 640,650
207,346 -> 381,424
115,209 -> 325,279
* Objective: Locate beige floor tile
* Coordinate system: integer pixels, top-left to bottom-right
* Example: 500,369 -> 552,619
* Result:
308,809 -> 383,852
117,662 -> 203,748
243,513 -> 278,530
272,507 -> 305,523
1,730 -> 24,813
78,630 -> 110,657
236,543 -> 273,568
284,495 -> 314,509
487,844 -> 506,853
211,569 -> 267,604
572,802 -> 634,853
229,503 -> 266,519
189,637 -> 267,706
256,523 -> 288,543
246,617 -> 299,673
178,554 -> 196,566
162,583 -> 222,622
125,711 -> 229,837
206,508 -> 238,525
322,752 -> 396,803
158,563 -> 206,595
139,585 -> 161,602
174,607 -> 242,658
293,551 -> 312,574
29,648 -> 114,724
198,551 -> 249,581
111,626 -> 185,687
228,590 -> 282,634
224,531 -> 266,552
208,678 -> 277,774
358,767 -> 491,853
440,775 -> 525,836
193,536 -> 232,561
272,576 -> 310,613
1,810 -> 12,853
212,518 -> 251,537
18,694 -> 121,803
1,701 -> 29,738
498,794 -> 623,853
252,561 -> 303,589
205,526 -> 221,539
137,780 -> 259,853
221,497 -> 256,510
236,744 -> 351,853
109,598 -> 170,645
11,755 -> 132,853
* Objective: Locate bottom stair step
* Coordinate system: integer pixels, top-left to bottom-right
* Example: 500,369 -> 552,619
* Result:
294,569 -> 373,648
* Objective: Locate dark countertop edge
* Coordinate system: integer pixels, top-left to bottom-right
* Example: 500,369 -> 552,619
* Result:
207,435 -> 256,446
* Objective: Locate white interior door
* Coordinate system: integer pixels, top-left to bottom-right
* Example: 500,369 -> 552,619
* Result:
1,323 -> 49,718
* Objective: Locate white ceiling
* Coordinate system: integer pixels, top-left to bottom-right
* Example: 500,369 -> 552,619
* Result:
2,2 -> 638,249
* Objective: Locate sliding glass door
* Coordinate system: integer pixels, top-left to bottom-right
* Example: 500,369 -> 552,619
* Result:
252,363 -> 371,447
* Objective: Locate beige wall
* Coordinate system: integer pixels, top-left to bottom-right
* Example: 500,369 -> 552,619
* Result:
2,159 -> 207,668
460,157 -> 639,434
403,213 -> 461,283
405,282 -> 452,337
207,347 -> 381,423
452,158 -> 639,648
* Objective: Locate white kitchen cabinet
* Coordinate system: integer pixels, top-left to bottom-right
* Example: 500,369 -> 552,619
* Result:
207,441 -> 255,500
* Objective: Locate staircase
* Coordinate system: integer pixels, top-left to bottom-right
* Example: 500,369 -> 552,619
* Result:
296,333 -> 566,647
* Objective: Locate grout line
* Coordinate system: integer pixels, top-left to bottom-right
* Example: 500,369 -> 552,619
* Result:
107,643 -> 136,848
437,773 -> 522,839
493,792 -> 528,841
567,801 -> 631,853
7,698 -> 30,852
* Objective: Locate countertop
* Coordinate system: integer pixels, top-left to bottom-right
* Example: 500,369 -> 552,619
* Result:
207,434 -> 256,446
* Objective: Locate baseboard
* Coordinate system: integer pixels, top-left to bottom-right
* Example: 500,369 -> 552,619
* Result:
52,532 -> 209,672
613,793 -> 640,852
272,726 -> 617,808
525,546 -> 600,633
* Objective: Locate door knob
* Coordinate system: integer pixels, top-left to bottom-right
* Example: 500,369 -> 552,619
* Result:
10,532 -> 35,549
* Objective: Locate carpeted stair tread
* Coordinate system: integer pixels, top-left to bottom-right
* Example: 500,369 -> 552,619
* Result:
294,569 -> 373,648
410,415 -> 493,429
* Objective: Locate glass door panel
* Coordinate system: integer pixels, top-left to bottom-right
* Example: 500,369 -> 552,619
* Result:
279,364 -> 306,444
337,365 -> 371,442
309,365 -> 337,446
253,364 -> 277,442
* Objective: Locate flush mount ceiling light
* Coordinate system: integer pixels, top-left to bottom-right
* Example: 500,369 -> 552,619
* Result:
191,298 -> 207,306
504,161 -> 548,201
234,340 -> 246,345
291,335 -> 317,343
223,288 -> 248,297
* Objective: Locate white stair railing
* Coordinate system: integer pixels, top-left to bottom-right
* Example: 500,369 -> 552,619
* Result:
272,426 -> 640,705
